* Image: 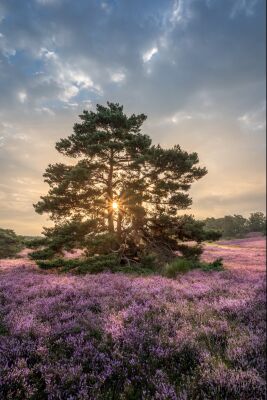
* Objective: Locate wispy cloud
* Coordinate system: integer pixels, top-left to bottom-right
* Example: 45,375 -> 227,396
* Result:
110,71 -> 126,83
17,91 -> 27,103
238,102 -> 266,131
230,0 -> 259,19
38,47 -> 102,102
142,47 -> 158,63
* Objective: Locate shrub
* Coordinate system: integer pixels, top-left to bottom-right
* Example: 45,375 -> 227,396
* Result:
164,257 -> 224,278
177,244 -> 203,260
115,264 -> 157,276
164,258 -> 197,278
139,253 -> 158,270
201,257 -> 224,272
203,229 -> 222,242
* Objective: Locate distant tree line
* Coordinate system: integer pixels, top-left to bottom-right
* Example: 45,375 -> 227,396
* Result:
203,212 -> 266,239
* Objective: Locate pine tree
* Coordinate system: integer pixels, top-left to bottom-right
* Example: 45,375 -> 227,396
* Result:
34,102 -> 208,261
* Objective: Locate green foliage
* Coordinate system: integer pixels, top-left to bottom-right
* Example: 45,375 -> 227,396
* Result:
36,252 -> 224,277
84,233 -> 119,256
24,236 -> 47,249
36,258 -> 65,269
164,256 -> 224,278
43,219 -> 98,252
37,255 -> 160,276
247,212 -> 266,234
164,258 -> 196,278
139,253 -> 158,270
200,257 -> 224,271
202,229 -> 222,242
30,248 -> 56,260
76,254 -> 119,274
177,243 -> 203,260
37,254 -> 120,274
0,228 -> 22,258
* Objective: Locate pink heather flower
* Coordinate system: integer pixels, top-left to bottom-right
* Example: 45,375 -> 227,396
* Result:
0,236 -> 265,399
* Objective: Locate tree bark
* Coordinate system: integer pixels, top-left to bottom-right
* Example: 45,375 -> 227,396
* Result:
117,210 -> 122,240
107,152 -> 114,233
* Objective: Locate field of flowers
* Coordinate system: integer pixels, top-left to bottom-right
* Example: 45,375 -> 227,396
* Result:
0,237 -> 266,399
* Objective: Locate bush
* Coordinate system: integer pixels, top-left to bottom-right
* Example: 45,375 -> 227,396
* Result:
164,258 -> 197,278
201,257 -> 224,272
177,244 -> 203,260
203,229 -> 222,242
115,264 -> 157,276
164,257 -> 224,278
139,253 -> 158,270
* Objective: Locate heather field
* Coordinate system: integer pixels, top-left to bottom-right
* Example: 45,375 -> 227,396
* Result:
0,237 -> 266,399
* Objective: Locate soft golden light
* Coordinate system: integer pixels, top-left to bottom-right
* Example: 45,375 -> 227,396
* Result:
112,201 -> 119,210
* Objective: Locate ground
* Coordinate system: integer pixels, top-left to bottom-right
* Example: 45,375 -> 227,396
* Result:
0,237 -> 266,399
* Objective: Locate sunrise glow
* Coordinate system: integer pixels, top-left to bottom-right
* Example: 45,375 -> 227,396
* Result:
112,201 -> 119,210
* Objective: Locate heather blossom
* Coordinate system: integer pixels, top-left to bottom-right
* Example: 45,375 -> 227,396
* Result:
0,237 -> 266,399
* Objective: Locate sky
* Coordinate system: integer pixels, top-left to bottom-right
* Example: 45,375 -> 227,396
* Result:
0,0 -> 266,235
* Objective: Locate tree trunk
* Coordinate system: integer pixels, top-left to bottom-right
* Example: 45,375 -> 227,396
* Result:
108,209 -> 114,233
117,210 -> 122,240
107,152 -> 114,233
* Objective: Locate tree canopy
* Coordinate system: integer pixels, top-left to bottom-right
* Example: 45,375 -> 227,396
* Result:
34,102 -> 210,262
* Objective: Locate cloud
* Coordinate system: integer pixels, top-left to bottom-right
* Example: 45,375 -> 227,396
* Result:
142,47 -> 158,63
0,0 -> 265,234
35,106 -> 55,116
35,0 -> 60,5
17,91 -> 27,103
238,102 -> 266,131
0,32 -> 16,57
110,71 -> 126,83
170,111 -> 192,123
169,0 -> 191,25
38,47 -> 102,102
230,0 -> 259,19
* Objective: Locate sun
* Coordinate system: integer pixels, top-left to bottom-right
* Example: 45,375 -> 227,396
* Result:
112,201 -> 119,210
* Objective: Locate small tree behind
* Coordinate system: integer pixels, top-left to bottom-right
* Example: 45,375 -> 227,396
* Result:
247,212 -> 266,234
0,228 -> 22,258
